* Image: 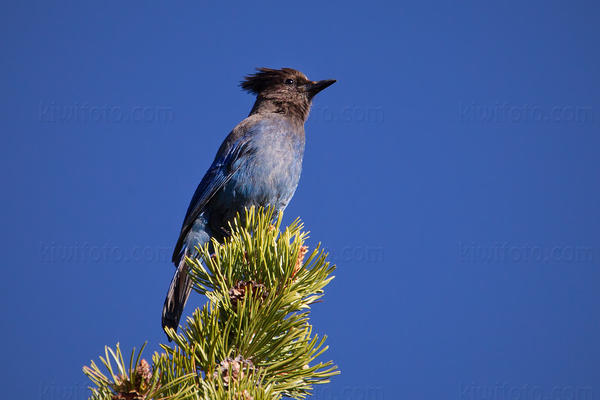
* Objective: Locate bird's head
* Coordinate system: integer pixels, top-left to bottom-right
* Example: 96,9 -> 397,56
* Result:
241,67 -> 336,121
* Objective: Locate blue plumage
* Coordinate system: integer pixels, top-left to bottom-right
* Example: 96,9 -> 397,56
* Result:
162,68 -> 335,336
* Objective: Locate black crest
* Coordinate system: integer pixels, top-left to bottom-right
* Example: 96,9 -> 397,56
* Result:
240,67 -> 306,94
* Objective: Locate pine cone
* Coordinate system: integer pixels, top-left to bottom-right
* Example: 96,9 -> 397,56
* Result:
293,245 -> 309,277
213,355 -> 254,385
111,360 -> 152,400
229,280 -> 267,309
135,359 -> 152,385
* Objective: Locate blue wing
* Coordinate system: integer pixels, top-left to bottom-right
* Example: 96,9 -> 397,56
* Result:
171,135 -> 255,263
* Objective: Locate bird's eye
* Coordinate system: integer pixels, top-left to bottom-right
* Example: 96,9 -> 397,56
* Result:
284,78 -> 295,85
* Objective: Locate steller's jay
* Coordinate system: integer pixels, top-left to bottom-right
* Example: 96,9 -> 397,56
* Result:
162,67 -> 335,337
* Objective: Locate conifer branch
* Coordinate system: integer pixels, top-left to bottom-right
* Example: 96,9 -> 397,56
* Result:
83,207 -> 339,399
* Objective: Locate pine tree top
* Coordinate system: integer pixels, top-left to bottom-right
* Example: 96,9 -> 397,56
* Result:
84,207 -> 339,400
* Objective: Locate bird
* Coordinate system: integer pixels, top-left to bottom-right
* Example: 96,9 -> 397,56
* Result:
162,67 -> 336,336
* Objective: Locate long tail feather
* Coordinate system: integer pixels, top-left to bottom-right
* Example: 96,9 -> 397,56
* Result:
161,258 -> 193,340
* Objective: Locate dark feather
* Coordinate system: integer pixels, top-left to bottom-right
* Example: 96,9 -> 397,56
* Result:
240,67 -> 307,94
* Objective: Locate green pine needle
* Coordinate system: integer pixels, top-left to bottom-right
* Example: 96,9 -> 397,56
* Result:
84,207 -> 339,399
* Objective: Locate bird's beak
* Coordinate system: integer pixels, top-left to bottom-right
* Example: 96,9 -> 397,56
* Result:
307,79 -> 336,98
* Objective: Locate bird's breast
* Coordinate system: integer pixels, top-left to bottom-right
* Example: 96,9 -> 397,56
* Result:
210,124 -> 305,226
234,130 -> 304,206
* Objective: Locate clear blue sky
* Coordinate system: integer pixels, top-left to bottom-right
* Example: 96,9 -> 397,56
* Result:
1,2 -> 599,399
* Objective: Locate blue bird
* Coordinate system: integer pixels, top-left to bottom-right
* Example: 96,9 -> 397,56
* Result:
162,68 -> 336,335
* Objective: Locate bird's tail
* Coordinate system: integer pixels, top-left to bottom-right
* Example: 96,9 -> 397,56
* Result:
162,258 -> 193,340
